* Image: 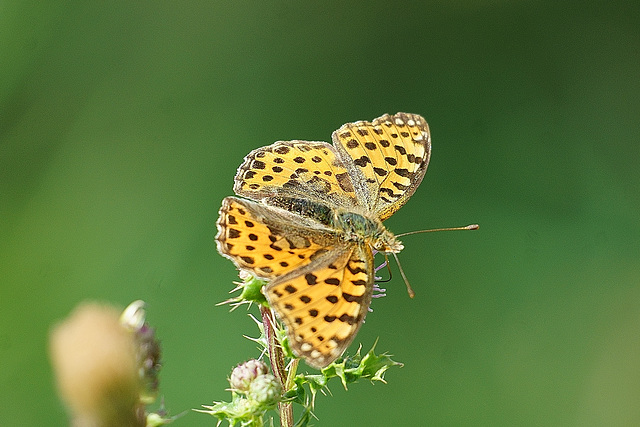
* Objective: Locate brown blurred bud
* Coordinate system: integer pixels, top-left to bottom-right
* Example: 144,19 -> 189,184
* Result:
49,303 -> 145,427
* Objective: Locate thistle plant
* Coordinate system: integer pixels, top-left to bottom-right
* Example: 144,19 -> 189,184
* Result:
198,274 -> 403,427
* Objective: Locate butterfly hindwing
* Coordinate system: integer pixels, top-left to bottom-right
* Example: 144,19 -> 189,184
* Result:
265,244 -> 374,369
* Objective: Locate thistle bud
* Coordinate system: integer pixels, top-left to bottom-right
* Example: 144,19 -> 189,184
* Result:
247,374 -> 281,407
229,359 -> 268,392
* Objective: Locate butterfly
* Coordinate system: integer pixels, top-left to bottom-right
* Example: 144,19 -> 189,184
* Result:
216,113 -> 430,369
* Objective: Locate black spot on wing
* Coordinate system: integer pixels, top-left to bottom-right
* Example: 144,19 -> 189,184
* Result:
354,156 -> 371,167
274,146 -> 291,154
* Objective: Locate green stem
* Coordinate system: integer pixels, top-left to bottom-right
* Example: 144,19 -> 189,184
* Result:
260,306 -> 293,427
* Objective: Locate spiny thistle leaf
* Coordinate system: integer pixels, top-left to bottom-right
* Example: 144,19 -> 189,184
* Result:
312,343 -> 402,389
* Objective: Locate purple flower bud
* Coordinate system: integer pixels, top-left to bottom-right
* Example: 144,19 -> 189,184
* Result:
229,359 -> 268,391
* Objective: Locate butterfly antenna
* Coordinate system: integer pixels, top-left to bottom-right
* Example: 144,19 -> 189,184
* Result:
396,224 -> 479,238
392,252 -> 415,299
393,224 -> 478,298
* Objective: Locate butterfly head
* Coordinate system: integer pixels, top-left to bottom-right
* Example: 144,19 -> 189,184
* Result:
373,229 -> 404,254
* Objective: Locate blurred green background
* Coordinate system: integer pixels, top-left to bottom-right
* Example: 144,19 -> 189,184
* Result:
2,1 -> 639,425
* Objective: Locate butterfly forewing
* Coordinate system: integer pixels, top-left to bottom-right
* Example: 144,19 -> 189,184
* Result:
216,197 -> 341,279
234,140 -> 359,210
332,112 -> 431,220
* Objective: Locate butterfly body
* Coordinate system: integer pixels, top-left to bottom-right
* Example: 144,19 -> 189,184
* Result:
216,113 -> 430,368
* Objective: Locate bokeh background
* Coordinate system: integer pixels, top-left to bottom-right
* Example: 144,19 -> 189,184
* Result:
2,1 -> 639,425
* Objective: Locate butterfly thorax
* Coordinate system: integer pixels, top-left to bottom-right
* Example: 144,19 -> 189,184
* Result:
333,210 -> 404,254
